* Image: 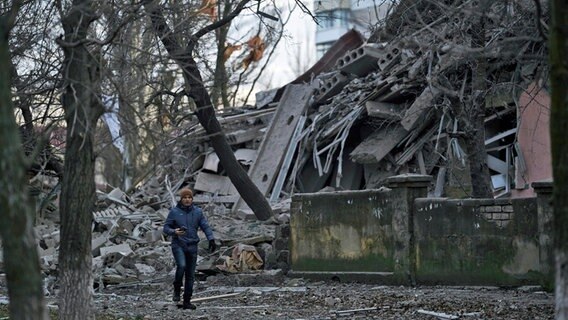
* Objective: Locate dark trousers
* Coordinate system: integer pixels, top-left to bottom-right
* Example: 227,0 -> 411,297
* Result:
172,246 -> 198,299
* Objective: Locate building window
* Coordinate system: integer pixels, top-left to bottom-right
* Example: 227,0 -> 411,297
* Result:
316,41 -> 335,59
316,9 -> 350,30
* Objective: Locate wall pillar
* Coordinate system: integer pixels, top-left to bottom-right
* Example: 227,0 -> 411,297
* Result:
532,179 -> 554,289
386,174 -> 432,285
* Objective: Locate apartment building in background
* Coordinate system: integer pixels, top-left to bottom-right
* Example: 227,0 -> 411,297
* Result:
314,0 -> 394,58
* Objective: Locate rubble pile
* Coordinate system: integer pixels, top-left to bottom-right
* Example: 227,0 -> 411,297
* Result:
292,0 -> 547,198
26,173 -> 291,296
165,0 -> 547,207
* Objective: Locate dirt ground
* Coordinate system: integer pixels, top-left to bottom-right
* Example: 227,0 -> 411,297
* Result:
74,272 -> 554,320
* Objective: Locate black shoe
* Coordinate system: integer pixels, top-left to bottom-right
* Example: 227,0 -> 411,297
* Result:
173,288 -> 181,302
182,302 -> 196,310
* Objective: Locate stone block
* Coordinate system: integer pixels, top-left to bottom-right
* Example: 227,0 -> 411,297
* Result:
492,213 -> 511,220
502,205 -> 514,213
484,206 -> 502,213
275,224 -> 291,239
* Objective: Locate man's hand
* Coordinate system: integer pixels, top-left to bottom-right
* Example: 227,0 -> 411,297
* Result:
209,239 -> 217,253
174,228 -> 186,236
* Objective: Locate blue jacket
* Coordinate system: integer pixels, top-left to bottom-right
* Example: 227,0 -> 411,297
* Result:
163,202 -> 214,252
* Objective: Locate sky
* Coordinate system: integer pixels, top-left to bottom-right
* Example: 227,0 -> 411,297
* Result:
265,1 -> 317,88
232,0 -> 317,98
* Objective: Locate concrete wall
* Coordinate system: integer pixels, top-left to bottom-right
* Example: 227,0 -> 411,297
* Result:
290,174 -> 430,283
290,189 -> 398,272
289,174 -> 553,287
414,198 -> 542,286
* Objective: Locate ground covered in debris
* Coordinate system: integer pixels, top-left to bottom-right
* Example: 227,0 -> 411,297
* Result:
81,273 -> 553,320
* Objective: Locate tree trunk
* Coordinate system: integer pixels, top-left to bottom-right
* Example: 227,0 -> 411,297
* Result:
0,9 -> 48,320
549,0 -> 568,318
144,0 -> 273,220
58,0 -> 102,318
463,94 -> 493,198
464,0 -> 493,198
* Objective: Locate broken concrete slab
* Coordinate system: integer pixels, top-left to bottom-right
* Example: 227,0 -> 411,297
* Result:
100,243 -> 133,257
401,86 -> 440,131
194,171 -> 237,195
233,83 -> 314,213
350,125 -> 409,164
377,44 -> 401,72
337,44 -> 385,76
365,100 -> 403,120
313,72 -> 350,104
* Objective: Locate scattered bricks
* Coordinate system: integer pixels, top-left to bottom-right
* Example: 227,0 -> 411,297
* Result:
275,224 -> 291,239
479,206 -> 485,213
484,206 -> 502,213
502,205 -> 514,213
483,213 -> 493,220
492,213 -> 511,220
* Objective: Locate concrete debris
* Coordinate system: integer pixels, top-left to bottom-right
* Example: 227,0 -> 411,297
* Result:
416,309 -> 460,319
9,174 -> 292,295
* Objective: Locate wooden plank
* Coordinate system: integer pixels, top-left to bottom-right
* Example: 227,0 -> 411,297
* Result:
417,309 -> 459,319
233,84 -> 314,212
191,292 -> 241,303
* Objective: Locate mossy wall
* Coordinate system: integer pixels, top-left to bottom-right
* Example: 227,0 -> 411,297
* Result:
290,189 -> 402,273
290,181 -> 552,286
413,197 -> 546,286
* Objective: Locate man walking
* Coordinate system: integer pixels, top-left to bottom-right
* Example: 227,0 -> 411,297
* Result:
163,188 -> 217,310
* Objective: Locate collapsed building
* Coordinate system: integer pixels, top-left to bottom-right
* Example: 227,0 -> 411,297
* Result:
3,0 -> 553,291
183,1 -> 550,211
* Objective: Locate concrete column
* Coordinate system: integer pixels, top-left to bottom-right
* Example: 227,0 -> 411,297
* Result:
386,174 -> 432,285
532,179 -> 554,289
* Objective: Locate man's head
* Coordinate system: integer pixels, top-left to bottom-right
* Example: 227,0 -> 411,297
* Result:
179,188 -> 193,206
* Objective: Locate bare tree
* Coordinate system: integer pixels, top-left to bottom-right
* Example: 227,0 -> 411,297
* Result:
143,0 -> 273,220
56,0 -> 104,317
0,1 -> 48,319
210,0 -> 293,108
